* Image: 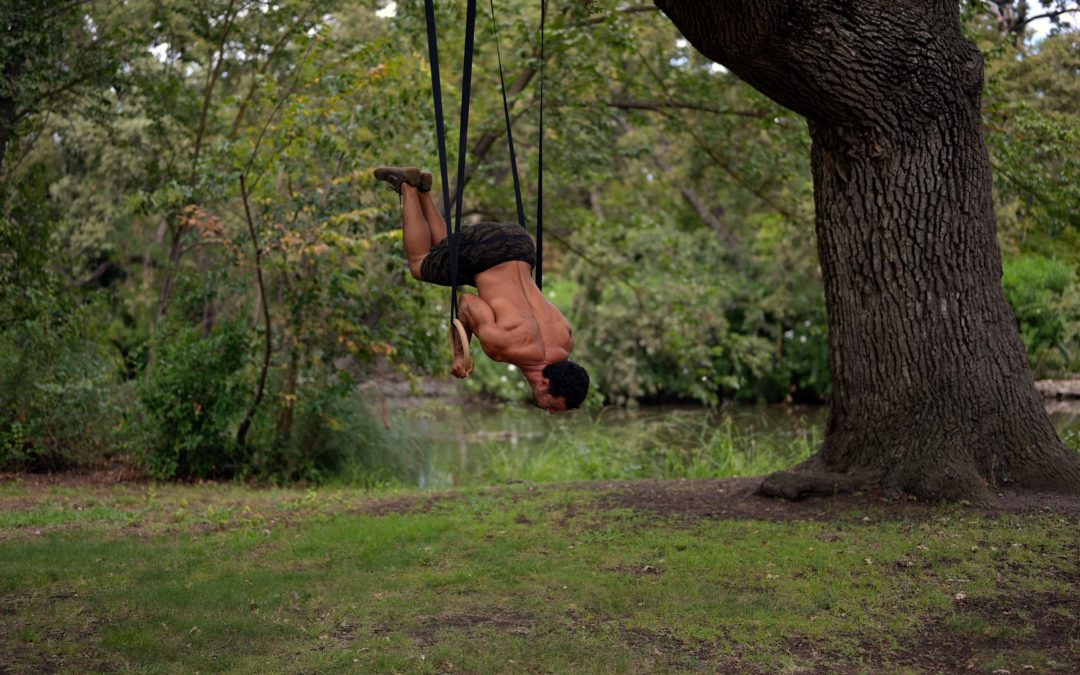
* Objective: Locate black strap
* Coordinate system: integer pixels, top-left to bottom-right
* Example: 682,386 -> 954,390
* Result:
424,0 -> 477,321
450,0 -> 478,320
535,0 -> 546,290
425,0 -> 543,316
423,0 -> 453,315
488,0 -> 526,230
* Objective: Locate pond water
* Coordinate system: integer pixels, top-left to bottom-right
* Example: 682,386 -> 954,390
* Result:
379,400 -> 1080,489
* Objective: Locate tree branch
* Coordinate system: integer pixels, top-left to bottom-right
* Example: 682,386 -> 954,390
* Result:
190,0 -> 239,186
227,6 -> 317,141
629,44 -> 812,227
1020,7 -> 1079,26
43,0 -> 97,21
572,5 -> 661,27
243,38 -> 320,192
605,98 -> 767,118
445,59 -> 543,217
235,173 -> 273,448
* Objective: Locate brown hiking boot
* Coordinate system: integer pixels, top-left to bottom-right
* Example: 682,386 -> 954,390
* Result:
373,166 -> 424,193
420,170 -> 433,192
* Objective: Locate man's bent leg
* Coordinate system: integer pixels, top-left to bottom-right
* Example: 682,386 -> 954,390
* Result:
419,189 -> 448,246
402,183 -> 432,280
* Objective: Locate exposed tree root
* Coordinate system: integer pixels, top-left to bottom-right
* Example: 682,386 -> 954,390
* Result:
756,469 -> 869,501
1004,448 -> 1080,495
758,442 -> 1080,504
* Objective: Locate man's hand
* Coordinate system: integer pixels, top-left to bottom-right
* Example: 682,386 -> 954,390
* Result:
450,317 -> 473,378
451,355 -> 474,379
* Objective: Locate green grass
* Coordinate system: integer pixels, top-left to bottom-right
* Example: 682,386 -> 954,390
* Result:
1,481 -> 1077,673
418,409 -> 823,487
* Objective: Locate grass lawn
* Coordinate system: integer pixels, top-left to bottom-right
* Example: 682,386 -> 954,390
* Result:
1,475 -> 1078,673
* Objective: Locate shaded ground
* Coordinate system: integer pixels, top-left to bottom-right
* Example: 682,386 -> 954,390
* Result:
1,474 -> 1077,673
585,476 -> 1080,520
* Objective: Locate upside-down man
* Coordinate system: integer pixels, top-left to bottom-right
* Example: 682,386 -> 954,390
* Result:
375,166 -> 589,413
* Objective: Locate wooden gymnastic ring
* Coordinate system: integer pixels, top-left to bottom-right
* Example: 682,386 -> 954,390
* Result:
450,318 -> 473,370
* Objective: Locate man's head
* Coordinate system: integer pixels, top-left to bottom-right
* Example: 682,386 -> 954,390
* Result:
530,360 -> 590,414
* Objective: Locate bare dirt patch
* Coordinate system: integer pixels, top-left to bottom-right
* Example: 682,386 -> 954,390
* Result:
618,595 -> 1080,673
582,477 -> 1080,521
0,464 -> 147,488
606,563 -> 664,577
350,493 -> 457,517
895,572 -> 1080,672
378,607 -> 535,648
0,596 -> 121,675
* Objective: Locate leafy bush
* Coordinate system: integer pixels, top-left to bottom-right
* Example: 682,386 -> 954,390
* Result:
1002,255 -> 1080,376
566,219 -> 777,406
243,377 -> 422,486
463,355 -> 533,403
744,304 -> 830,405
139,323 -> 248,480
0,312 -> 125,471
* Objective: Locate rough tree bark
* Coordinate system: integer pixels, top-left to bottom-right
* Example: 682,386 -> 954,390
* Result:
655,0 -> 1080,501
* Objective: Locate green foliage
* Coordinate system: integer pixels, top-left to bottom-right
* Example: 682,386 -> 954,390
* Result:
1002,255 -> 1080,375
0,178 -> 127,470
244,379 -> 422,487
750,306 -> 831,404
983,33 -> 1080,262
566,218 -> 826,406
0,310 -> 124,471
465,356 -> 534,403
476,411 -> 819,483
139,323 -> 248,480
0,1 -> 123,178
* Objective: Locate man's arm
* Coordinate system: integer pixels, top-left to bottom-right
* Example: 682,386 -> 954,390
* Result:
457,292 -> 495,344
457,292 -> 514,361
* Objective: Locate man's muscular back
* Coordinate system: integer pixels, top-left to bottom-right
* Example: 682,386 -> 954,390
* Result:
458,260 -> 572,368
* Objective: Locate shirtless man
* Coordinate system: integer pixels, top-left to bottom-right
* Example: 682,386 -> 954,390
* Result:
375,166 -> 589,413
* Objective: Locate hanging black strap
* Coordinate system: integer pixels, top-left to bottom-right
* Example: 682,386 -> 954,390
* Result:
424,0 -> 478,321
488,0 -> 526,230
424,0 -> 452,255
425,0 -> 543,314
450,0 -> 478,321
535,0 -> 546,291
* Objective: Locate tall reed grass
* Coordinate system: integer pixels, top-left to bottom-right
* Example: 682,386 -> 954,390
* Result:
451,410 -> 820,485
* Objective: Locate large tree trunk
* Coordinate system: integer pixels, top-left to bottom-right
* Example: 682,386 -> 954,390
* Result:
655,0 -> 1080,501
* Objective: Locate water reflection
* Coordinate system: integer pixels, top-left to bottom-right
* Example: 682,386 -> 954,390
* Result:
1046,399 -> 1080,433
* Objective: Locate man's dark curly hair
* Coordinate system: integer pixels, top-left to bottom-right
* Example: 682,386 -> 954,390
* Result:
543,360 -> 590,410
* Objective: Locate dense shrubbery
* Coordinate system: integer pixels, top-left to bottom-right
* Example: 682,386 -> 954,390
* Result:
243,375 -> 422,486
1002,255 -> 1080,377
0,312 -> 125,471
568,219 -> 774,405
0,202 -> 126,471
138,323 -> 249,480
